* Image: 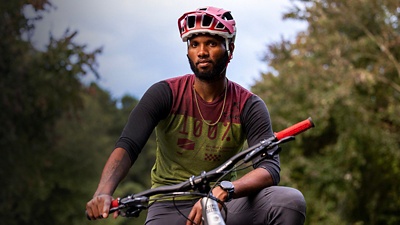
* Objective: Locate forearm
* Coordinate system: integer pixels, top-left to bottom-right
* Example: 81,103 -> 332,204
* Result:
94,147 -> 132,197
232,168 -> 273,198
213,168 -> 273,201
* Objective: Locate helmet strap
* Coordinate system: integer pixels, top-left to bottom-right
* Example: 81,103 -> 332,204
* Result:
225,39 -> 233,62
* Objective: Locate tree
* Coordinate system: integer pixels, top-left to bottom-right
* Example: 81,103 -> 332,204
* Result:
1,1 -> 157,225
252,0 -> 400,224
0,1 -> 101,224
50,83 -> 151,225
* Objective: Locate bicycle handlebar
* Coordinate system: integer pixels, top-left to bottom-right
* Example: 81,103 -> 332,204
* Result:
87,117 -> 315,219
275,117 -> 314,140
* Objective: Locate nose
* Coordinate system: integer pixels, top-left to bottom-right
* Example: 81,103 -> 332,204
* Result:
197,44 -> 209,58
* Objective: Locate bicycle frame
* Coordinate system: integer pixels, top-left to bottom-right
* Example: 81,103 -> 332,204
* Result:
201,197 -> 226,225
88,117 -> 315,224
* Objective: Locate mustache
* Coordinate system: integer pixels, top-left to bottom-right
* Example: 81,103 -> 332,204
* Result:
186,55 -> 213,66
196,60 -> 213,65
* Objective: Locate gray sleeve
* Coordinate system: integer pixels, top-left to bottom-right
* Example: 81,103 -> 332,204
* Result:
241,95 -> 281,185
115,81 -> 171,165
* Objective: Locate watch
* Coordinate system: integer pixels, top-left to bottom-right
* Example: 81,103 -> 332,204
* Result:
218,181 -> 235,202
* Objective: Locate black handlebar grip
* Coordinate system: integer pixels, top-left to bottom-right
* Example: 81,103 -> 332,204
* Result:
274,117 -> 314,140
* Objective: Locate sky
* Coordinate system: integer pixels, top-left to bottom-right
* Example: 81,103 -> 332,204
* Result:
31,0 -> 307,99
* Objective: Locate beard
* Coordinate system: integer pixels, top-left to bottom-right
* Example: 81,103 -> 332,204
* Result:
188,52 -> 229,82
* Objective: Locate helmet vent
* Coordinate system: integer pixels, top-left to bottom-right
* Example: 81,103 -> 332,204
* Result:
202,15 -> 213,27
222,12 -> 233,21
215,22 -> 225,29
187,15 -> 196,29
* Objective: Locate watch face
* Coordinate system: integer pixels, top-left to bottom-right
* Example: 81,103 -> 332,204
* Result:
221,181 -> 234,189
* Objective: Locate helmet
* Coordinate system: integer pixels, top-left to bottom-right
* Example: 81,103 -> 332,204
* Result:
178,7 -> 236,43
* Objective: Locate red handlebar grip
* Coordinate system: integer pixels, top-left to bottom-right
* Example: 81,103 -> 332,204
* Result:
274,117 -> 314,140
111,198 -> 119,208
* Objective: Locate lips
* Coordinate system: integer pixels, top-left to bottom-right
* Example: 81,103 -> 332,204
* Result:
196,60 -> 212,67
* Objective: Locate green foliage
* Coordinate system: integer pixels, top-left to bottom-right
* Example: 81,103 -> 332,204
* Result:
0,1 -> 156,225
38,84 -> 118,225
51,84 -> 152,225
253,0 -> 400,224
0,1 -> 104,224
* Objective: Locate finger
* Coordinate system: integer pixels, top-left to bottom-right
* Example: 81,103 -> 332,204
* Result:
191,200 -> 203,225
186,209 -> 195,225
113,210 -> 119,219
86,200 -> 99,220
102,197 -> 111,218
85,202 -> 93,220
194,207 -> 203,225
194,213 -> 202,225
85,210 -> 93,220
95,197 -> 104,219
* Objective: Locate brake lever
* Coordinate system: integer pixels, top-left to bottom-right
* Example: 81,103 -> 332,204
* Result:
243,136 -> 295,162
121,206 -> 145,218
265,136 -> 295,158
110,195 -> 149,217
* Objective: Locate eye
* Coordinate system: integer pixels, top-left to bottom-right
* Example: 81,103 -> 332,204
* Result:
189,41 -> 198,48
208,41 -> 218,47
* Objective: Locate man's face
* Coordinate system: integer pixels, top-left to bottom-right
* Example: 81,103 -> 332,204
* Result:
187,34 -> 229,82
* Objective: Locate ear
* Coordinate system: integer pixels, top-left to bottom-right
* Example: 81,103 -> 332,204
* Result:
229,42 -> 235,54
229,42 -> 235,60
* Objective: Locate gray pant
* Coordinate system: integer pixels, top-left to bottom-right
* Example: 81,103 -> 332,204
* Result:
145,186 -> 306,225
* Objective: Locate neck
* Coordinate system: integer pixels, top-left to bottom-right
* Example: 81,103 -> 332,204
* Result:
193,76 -> 227,103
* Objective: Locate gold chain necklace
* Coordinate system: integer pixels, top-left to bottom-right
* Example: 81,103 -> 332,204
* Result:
193,80 -> 228,126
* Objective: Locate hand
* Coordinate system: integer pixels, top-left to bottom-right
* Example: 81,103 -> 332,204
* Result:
186,199 -> 203,225
211,186 -> 228,203
86,194 -> 118,220
186,187 -> 228,225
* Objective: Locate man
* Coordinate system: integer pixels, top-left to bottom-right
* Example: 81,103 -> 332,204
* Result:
86,6 -> 306,225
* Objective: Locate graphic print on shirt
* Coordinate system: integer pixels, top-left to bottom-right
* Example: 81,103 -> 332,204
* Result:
176,114 -> 237,161
152,74 -> 253,186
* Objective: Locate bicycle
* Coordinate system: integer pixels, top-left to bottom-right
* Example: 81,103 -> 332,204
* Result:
87,117 -> 315,225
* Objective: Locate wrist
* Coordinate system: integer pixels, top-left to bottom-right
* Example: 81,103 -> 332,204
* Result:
94,191 -> 113,198
218,181 -> 235,202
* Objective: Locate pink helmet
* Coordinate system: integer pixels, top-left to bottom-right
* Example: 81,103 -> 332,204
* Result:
178,7 -> 236,43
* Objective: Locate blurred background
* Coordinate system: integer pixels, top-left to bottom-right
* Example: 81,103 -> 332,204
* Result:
1,0 -> 399,224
